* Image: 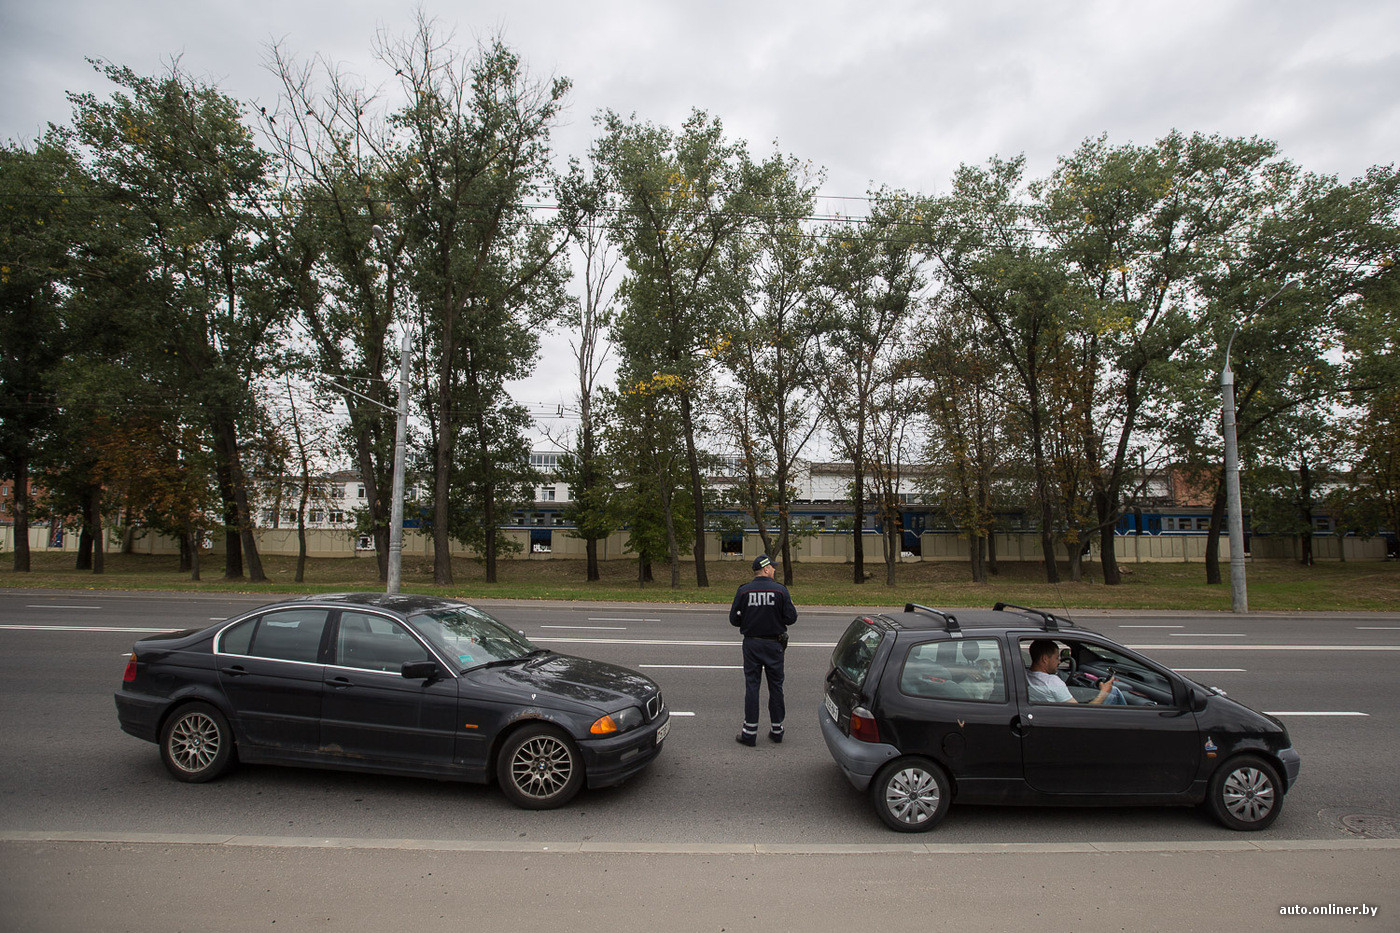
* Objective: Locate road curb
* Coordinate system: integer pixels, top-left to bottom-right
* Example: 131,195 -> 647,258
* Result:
3,830 -> 1398,855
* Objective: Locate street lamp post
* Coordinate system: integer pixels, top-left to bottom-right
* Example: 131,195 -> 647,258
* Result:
1220,279 -> 1298,614
373,224 -> 410,595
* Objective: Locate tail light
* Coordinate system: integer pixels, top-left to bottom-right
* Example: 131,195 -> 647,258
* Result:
849,706 -> 880,743
122,653 -> 138,683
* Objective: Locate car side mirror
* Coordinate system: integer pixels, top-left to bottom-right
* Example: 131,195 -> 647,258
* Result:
1188,687 -> 1209,712
401,660 -> 440,681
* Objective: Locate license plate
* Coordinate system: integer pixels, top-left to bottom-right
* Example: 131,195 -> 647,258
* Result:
824,693 -> 839,722
655,719 -> 670,745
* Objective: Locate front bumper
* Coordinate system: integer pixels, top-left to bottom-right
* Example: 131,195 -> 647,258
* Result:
580,710 -> 670,789
819,704 -> 899,792
1279,746 -> 1302,789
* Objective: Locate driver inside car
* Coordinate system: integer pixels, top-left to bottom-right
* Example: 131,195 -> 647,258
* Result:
1026,638 -> 1126,705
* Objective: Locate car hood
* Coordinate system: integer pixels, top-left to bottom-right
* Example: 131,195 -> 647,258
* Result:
480,653 -> 657,710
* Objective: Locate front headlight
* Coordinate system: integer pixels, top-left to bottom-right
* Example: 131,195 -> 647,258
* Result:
590,706 -> 644,735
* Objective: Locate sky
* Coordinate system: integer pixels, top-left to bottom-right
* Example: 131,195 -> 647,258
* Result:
3,0 -> 1398,449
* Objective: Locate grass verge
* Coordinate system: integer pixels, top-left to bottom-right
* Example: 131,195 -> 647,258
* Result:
2,550 -> 1397,611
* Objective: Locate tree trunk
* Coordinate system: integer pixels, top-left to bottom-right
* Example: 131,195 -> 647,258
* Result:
178,530 -> 192,573
355,439 -> 389,583
987,530 -> 998,575
970,535 -> 987,583
1298,458 -> 1315,566
884,519 -> 898,586
188,528 -> 201,581
1204,481 -> 1226,585
91,487 -> 104,574
586,536 -> 600,582
679,393 -> 709,587
484,489 -> 498,584
1095,487 -> 1121,585
11,456 -> 31,571
851,465 -> 866,584
76,490 -> 93,571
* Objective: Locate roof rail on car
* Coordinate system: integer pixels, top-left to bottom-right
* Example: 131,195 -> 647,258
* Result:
992,602 -> 1073,632
904,603 -> 961,637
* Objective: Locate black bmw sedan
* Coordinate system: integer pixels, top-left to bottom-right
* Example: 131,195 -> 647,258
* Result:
116,593 -> 669,809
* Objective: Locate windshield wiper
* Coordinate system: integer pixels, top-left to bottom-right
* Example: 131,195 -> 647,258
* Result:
475,648 -> 551,670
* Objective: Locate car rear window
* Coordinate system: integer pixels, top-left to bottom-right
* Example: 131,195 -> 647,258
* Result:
831,619 -> 886,687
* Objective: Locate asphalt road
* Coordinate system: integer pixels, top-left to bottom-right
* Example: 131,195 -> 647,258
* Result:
3,588 -> 1399,931
1,588 -> 1397,846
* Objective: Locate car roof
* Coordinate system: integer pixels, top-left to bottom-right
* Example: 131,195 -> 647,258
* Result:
854,603 -> 1100,639
265,592 -> 474,616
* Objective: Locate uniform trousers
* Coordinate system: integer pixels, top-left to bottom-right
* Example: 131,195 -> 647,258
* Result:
741,637 -> 785,729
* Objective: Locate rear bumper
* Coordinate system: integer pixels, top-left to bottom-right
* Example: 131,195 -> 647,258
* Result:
114,690 -> 166,743
581,711 -> 670,789
819,705 -> 899,792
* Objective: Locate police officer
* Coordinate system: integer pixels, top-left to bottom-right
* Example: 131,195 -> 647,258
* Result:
730,554 -> 798,746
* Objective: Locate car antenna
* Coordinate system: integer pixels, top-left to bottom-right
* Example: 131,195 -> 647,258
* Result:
904,603 -> 961,637
992,602 -> 1072,633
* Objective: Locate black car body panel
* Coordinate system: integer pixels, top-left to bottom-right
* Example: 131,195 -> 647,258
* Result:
116,594 -> 668,805
820,606 -> 1300,828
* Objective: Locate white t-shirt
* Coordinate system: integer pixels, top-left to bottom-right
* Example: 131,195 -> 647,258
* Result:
1027,670 -> 1073,703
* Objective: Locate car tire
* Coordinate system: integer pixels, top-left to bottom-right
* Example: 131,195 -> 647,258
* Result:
496,723 -> 584,810
871,757 -> 952,832
1207,754 -> 1283,831
160,702 -> 236,783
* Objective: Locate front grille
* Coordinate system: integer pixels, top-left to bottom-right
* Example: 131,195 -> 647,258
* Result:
646,692 -> 663,721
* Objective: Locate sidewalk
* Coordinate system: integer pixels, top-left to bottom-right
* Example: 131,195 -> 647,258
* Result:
3,836 -> 1395,932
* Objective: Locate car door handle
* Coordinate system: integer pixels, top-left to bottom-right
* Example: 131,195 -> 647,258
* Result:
326,676 -> 354,689
219,666 -> 248,677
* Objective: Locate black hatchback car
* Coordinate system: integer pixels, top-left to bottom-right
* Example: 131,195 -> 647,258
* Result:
116,593 -> 669,809
820,603 -> 1301,832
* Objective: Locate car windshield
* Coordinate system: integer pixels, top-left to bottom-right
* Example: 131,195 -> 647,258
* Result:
406,606 -> 538,671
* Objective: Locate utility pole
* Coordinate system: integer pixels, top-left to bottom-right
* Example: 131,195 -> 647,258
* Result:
1221,279 -> 1299,613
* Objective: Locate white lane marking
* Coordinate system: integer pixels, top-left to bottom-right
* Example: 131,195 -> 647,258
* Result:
539,625 -> 627,631
589,617 -> 660,623
1356,626 -> 1400,630
209,617 -> 226,621
25,605 -> 101,610
1131,644 -> 1400,651
668,711 -> 696,717
641,664 -> 742,670
1265,711 -> 1369,717
1118,625 -> 1184,629
1175,668 -> 1246,672
1169,633 -> 1246,637
0,624 -> 174,633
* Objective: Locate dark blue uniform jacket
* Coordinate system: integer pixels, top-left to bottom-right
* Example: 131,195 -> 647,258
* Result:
729,576 -> 798,638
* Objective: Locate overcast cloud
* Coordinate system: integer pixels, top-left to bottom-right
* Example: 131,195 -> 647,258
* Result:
3,0 -> 1396,440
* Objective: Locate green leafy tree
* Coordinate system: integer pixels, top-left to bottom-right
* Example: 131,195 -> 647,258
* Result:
921,159 -> 1074,582
1036,132 -> 1281,586
66,61 -> 284,582
812,191 -> 927,584
263,44 -> 407,582
594,109 -> 767,587
382,24 -> 571,584
711,153 -> 823,584
0,138 -> 80,570
600,384 -> 693,585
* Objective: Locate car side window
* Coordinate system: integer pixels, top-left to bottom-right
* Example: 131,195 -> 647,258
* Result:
899,638 -> 1005,702
218,617 -> 256,655
335,611 -> 430,673
247,609 -> 330,664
